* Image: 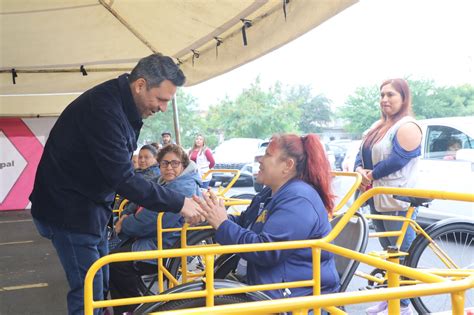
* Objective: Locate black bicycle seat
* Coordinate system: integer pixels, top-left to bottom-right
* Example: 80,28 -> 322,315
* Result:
393,195 -> 433,206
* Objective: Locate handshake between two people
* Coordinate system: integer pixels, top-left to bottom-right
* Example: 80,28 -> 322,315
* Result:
179,189 -> 229,229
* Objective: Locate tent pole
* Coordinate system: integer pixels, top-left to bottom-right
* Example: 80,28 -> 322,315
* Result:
172,95 -> 180,146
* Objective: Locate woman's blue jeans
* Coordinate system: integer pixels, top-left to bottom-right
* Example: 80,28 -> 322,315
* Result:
368,199 -> 418,253
368,199 -> 418,306
34,218 -> 109,315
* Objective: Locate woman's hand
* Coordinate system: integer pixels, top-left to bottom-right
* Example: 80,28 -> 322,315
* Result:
356,167 -> 372,191
115,214 -> 129,234
192,190 -> 228,229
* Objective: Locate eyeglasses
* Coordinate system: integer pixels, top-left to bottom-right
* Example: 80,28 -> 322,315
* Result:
160,160 -> 182,168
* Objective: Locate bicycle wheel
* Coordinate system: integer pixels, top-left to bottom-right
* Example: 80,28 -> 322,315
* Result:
166,228 -> 217,286
134,279 -> 276,314
406,220 -> 473,314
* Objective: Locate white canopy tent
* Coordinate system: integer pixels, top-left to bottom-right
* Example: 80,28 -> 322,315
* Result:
0,0 -> 357,117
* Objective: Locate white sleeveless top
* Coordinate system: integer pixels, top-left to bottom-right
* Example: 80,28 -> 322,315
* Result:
370,116 -> 420,212
196,149 -> 211,182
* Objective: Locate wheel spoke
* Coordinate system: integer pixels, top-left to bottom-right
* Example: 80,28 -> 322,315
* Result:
408,222 -> 473,314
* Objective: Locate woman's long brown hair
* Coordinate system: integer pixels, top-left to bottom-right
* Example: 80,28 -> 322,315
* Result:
364,78 -> 413,147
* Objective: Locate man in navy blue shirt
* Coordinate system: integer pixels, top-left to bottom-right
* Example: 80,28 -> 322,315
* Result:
30,54 -> 202,315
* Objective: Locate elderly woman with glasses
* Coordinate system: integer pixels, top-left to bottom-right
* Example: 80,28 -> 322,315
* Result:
109,144 -> 202,314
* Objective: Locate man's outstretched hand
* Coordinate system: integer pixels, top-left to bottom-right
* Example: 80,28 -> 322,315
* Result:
179,197 -> 204,225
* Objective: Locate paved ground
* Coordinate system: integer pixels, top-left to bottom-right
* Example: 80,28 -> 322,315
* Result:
0,210 -> 68,314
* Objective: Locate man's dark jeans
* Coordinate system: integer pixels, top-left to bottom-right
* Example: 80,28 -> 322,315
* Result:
34,218 -> 109,315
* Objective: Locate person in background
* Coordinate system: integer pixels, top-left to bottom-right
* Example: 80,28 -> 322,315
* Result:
150,141 -> 162,151
160,131 -> 175,146
443,138 -> 462,160
109,144 -> 202,314
112,144 -> 161,212
189,134 -> 215,188
136,144 -> 160,178
29,54 -> 202,315
354,78 -> 421,315
131,154 -> 139,169
194,133 -> 339,305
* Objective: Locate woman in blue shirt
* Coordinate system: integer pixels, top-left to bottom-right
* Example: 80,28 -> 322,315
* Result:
195,133 -> 340,301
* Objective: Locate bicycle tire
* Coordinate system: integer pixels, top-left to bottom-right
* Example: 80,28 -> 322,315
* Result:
406,220 -> 473,314
151,294 -> 253,312
166,228 -> 217,286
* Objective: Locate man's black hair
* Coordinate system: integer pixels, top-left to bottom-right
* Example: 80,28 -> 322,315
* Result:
129,54 -> 186,88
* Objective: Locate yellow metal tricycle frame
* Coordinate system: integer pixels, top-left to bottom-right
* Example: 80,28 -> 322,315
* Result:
85,187 -> 474,315
152,172 -> 361,291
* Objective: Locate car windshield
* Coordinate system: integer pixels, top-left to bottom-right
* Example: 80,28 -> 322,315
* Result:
214,139 -> 262,163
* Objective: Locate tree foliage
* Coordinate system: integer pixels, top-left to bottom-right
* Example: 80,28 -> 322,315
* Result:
336,84 -> 380,133
412,81 -> 474,119
205,78 -> 302,140
287,85 -> 333,133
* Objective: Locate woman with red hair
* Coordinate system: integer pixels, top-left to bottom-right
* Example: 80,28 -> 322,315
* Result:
354,78 -> 422,315
195,133 -> 339,302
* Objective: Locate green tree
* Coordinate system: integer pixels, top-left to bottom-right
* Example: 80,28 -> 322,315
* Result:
287,85 -> 333,133
206,78 -> 301,140
403,79 -> 474,119
337,84 -> 380,134
409,79 -> 446,119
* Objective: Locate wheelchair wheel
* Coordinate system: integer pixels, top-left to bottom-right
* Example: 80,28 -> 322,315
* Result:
406,220 -> 473,314
165,228 -> 217,286
135,279 -> 278,314
151,294 -> 253,312
214,253 -> 241,281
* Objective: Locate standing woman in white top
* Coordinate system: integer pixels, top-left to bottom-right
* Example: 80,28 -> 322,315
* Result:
354,78 -> 422,315
189,134 -> 215,188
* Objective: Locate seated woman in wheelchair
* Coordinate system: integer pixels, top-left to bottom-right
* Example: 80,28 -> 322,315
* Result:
109,144 -> 202,314
112,144 -> 160,211
195,133 -> 340,300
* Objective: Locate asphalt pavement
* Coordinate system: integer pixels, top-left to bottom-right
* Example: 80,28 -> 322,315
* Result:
0,209 -> 68,314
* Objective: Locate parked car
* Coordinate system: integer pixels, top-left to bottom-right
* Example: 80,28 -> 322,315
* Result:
414,116 -> 474,226
327,140 -> 352,171
252,140 -> 269,192
210,138 -> 263,187
341,140 -> 362,172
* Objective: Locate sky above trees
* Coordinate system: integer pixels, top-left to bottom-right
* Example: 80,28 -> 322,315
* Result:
185,0 -> 474,109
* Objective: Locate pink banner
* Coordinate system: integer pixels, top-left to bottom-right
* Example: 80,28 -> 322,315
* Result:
0,118 -> 49,210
